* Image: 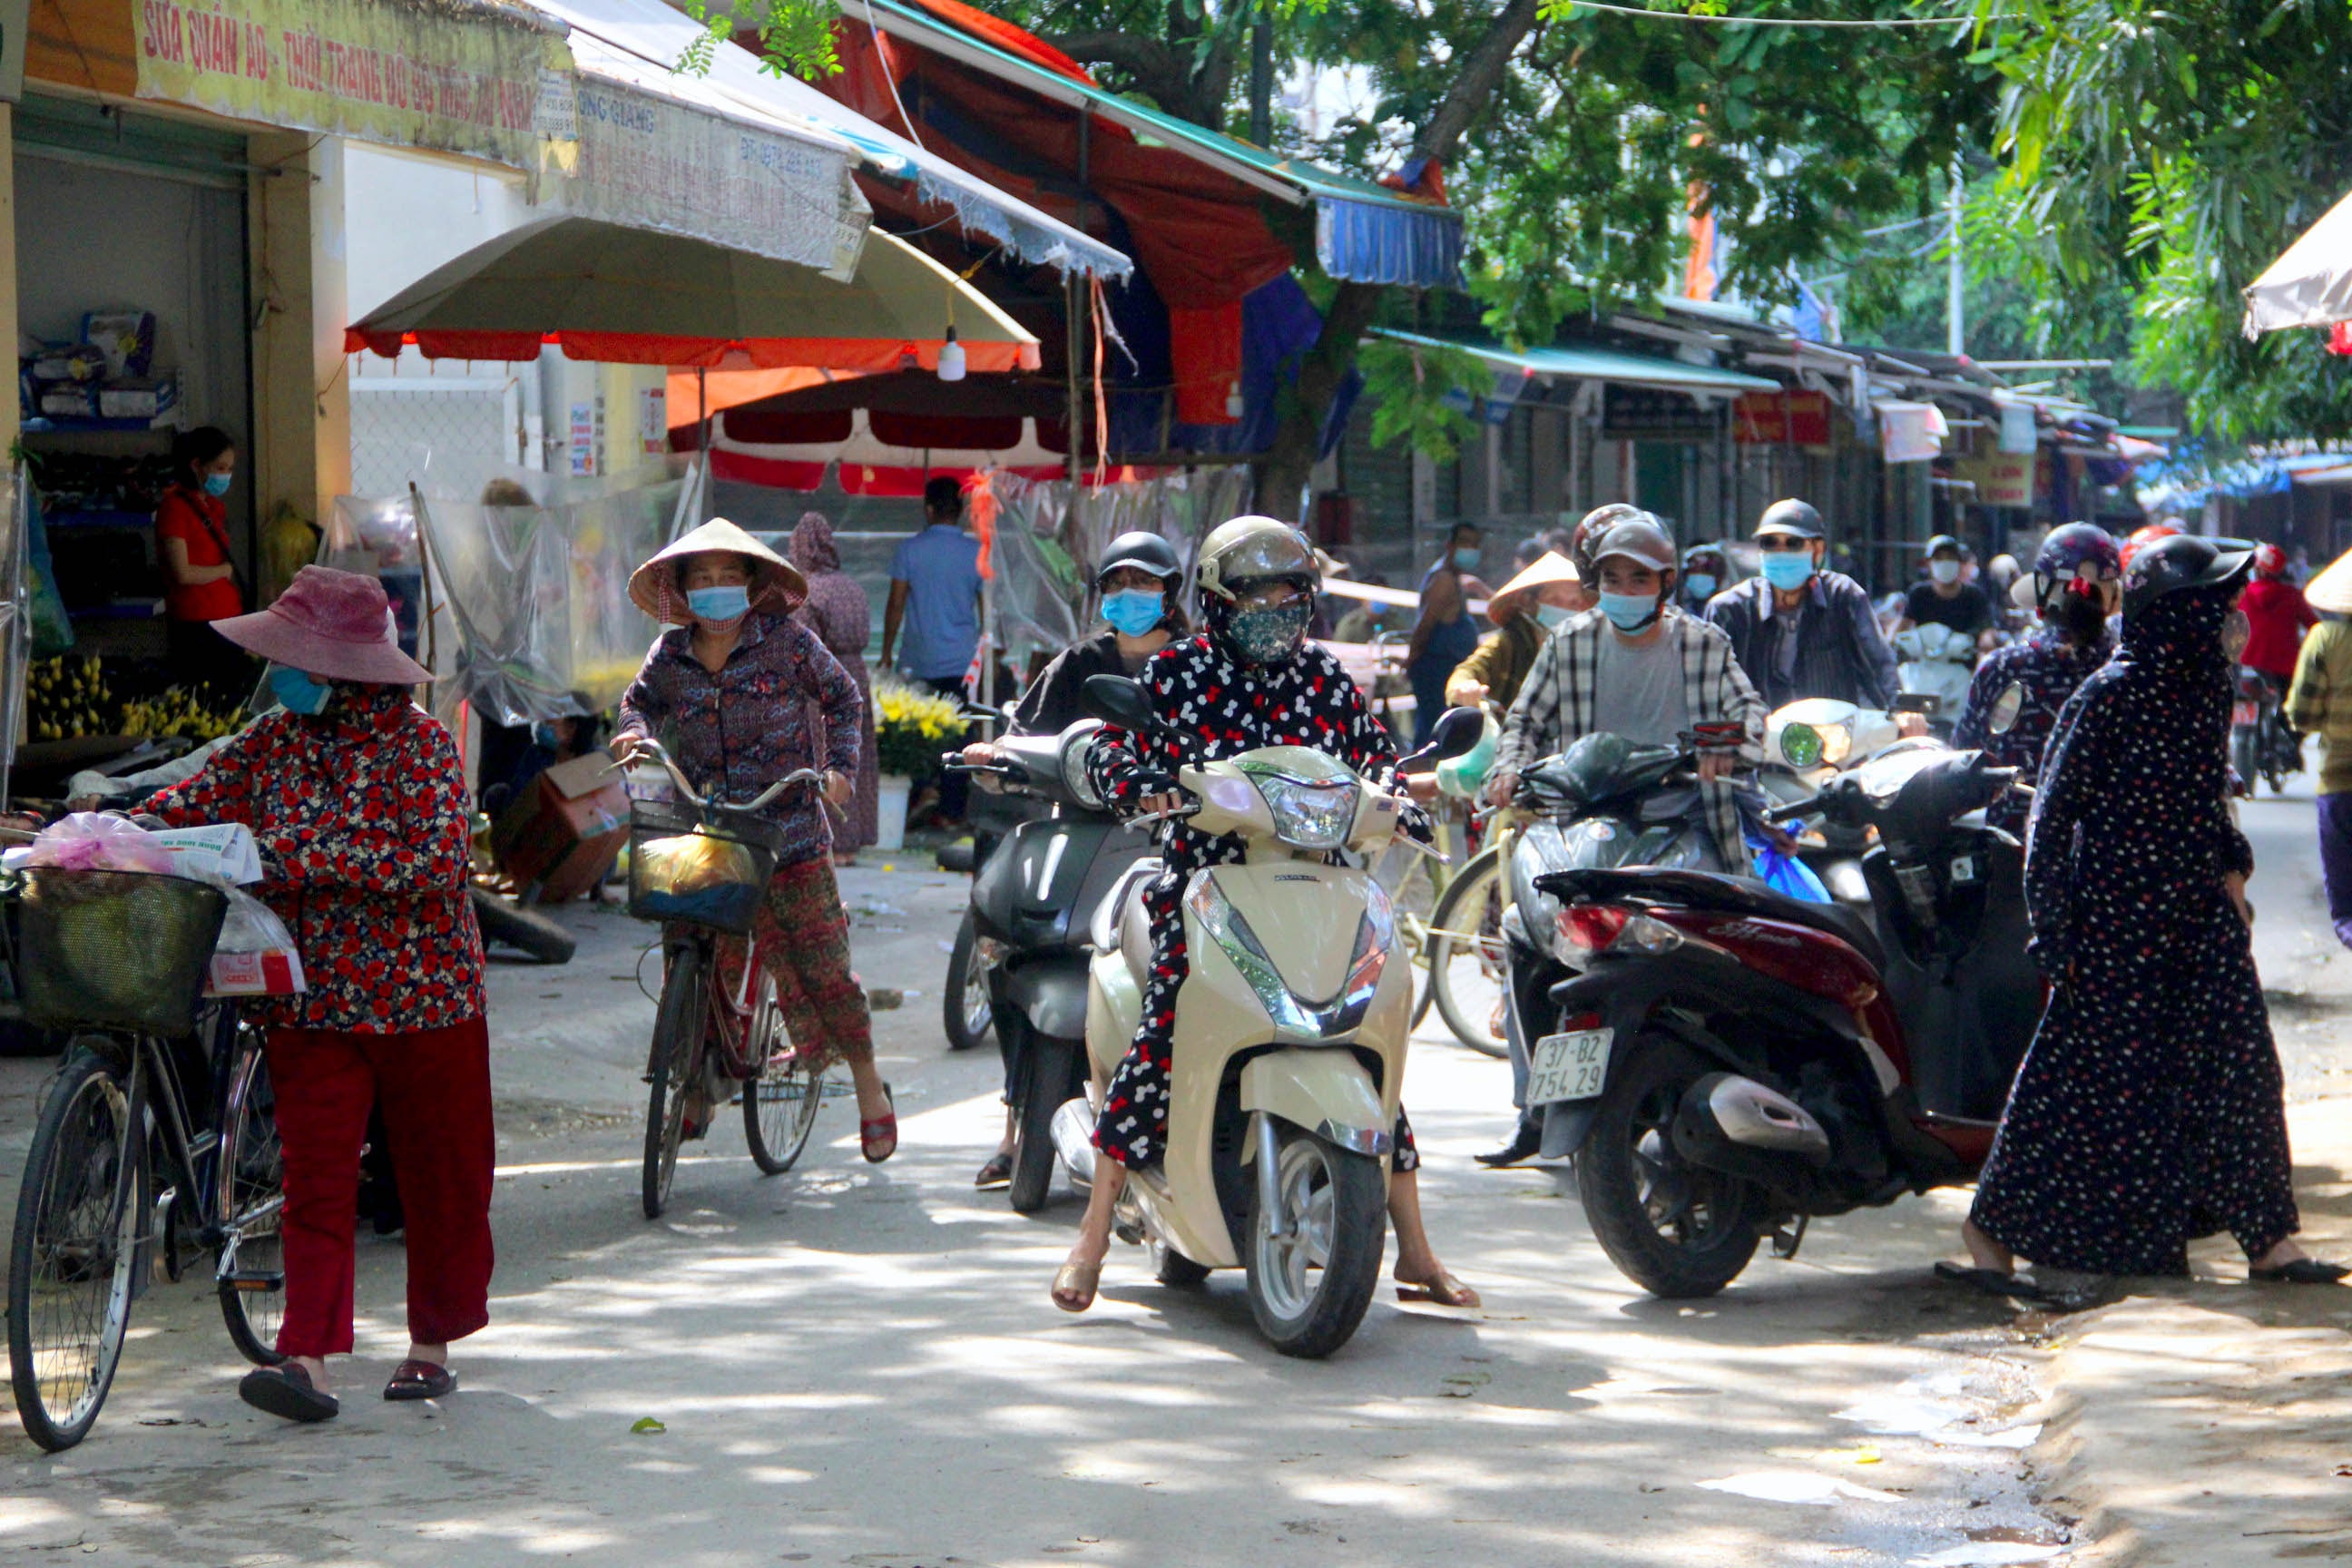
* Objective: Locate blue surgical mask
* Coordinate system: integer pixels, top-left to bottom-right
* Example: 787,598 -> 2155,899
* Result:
201,472 -> 232,497
268,665 -> 333,716
1759,551 -> 1817,592
1929,559 -> 1961,585
1599,592 -> 1660,632
1452,547 -> 1481,573
1534,603 -> 1573,631
1101,589 -> 1165,638
531,720 -> 563,750
686,584 -> 750,623
1684,573 -> 1717,601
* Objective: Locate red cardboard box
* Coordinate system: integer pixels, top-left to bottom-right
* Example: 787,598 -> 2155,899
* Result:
493,754 -> 629,903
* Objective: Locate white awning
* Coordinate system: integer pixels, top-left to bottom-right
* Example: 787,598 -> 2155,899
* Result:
531,0 -> 1132,281
2243,186 -> 2352,336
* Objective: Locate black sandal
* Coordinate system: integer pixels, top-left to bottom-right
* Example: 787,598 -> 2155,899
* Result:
2250,1259 -> 2349,1284
240,1363 -> 339,1423
1934,1259 -> 2051,1303
384,1359 -> 458,1401
974,1151 -> 1014,1190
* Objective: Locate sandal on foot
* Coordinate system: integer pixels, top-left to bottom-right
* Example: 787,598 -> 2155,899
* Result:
384,1359 -> 457,1401
974,1150 -> 1014,1189
1052,1262 -> 1102,1313
2250,1258 -> 2349,1284
1396,1269 -> 1481,1308
240,1363 -> 339,1424
861,1082 -> 897,1163
1935,1260 -> 2049,1302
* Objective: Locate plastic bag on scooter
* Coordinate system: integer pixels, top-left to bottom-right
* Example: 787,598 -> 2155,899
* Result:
1747,833 -> 1830,903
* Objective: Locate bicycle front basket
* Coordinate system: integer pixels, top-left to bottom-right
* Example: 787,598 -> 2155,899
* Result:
15,868 -> 230,1035
625,799 -> 782,936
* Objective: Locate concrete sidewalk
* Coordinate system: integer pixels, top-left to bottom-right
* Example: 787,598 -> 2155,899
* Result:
2024,1095 -> 2352,1565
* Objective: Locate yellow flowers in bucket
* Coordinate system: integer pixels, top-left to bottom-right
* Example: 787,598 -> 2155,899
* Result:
873,679 -> 965,778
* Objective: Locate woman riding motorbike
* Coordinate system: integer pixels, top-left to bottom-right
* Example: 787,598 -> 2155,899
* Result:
611,519 -> 897,1161
1051,517 -> 1477,1313
963,530 -> 1188,1188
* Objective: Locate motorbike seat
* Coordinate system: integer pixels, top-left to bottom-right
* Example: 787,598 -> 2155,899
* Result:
1537,865 -> 1886,971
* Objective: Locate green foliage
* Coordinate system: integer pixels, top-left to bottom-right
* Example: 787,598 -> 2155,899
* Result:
676,0 -> 840,79
1967,0 -> 2352,439
1358,338 -> 1487,463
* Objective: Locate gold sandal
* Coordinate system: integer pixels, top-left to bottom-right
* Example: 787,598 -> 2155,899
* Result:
1396,1269 -> 1482,1308
1051,1262 -> 1102,1313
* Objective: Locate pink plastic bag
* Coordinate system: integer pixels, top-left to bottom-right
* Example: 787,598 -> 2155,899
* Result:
24,812 -> 177,875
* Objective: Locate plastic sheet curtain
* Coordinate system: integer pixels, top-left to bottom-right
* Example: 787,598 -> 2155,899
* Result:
0,467 -> 25,810
336,475 -> 685,724
981,466 -> 1250,671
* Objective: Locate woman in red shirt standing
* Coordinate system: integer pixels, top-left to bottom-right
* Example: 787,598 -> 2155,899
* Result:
154,426 -> 252,702
140,565 -> 491,1424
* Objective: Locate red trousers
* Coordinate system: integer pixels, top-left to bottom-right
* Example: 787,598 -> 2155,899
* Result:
266,1019 -> 495,1359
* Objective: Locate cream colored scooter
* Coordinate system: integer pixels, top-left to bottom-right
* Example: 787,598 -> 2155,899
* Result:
1051,677 -> 1481,1357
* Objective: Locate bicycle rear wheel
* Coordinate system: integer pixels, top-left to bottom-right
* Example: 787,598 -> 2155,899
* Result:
215,1035 -> 287,1367
745,978 -> 825,1175
1425,848 -> 1509,1058
7,1044 -> 147,1451
642,941 -> 710,1219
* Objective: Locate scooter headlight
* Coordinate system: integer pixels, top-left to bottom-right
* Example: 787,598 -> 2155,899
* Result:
1252,776 -> 1359,851
1781,720 -> 1853,769
1060,720 -> 1106,810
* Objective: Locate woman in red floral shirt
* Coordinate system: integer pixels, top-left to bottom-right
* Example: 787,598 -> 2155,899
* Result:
142,565 -> 489,1424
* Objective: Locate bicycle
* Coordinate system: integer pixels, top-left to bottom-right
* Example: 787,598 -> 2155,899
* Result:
5,867 -> 286,1451
622,740 -> 833,1220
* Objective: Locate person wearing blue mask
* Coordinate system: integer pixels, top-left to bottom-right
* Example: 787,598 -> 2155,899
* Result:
1476,514 -> 1768,1166
1704,497 -> 1900,711
959,530 -> 1186,1189
1445,550 -> 1584,712
156,424 -> 254,705
1681,543 -> 1729,613
1406,521 -> 1491,745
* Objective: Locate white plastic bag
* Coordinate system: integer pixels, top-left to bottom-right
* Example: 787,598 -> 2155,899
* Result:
205,887 -> 307,996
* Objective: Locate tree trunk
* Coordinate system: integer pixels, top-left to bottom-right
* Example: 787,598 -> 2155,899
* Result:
1256,0 -> 1544,523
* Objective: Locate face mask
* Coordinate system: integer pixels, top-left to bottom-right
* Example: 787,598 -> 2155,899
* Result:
1759,551 -> 1816,592
1452,548 -> 1481,573
686,584 -> 750,624
531,720 -> 563,750
1534,603 -> 1574,631
268,665 -> 333,716
2050,585 -> 2108,643
1101,589 -> 1165,639
1683,573 -> 1717,602
1930,559 -> 1961,585
2221,606 -> 2251,662
201,472 -> 232,497
1598,592 -> 1660,633
1226,600 -> 1312,664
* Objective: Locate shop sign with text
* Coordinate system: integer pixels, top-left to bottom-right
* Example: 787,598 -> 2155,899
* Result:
1733,389 -> 1831,446
1951,451 -> 2035,508
135,0 -> 574,170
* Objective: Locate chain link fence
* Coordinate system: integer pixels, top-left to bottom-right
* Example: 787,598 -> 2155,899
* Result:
349,377 -> 522,504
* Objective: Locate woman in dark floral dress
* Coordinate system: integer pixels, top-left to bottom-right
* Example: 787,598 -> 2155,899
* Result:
1051,517 -> 1475,1313
789,511 -> 879,859
1961,535 -> 2344,1294
142,566 -> 490,1422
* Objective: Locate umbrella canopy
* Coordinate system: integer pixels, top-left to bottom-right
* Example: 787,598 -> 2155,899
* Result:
346,216 -> 1039,373
2243,188 -> 2352,337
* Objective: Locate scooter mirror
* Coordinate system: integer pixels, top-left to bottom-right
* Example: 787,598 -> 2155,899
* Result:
1892,691 -> 1940,716
1398,705 -> 1485,771
1080,673 -> 1157,732
1987,681 -> 2025,737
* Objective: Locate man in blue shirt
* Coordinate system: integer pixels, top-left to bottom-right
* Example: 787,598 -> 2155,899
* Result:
1703,497 -> 1899,710
884,476 -> 985,823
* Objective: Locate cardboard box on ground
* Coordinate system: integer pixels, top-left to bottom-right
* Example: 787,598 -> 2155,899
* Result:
492,753 -> 629,902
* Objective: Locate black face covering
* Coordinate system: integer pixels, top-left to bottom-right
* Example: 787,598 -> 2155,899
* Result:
2122,579 -> 2239,689
2050,583 -> 2109,644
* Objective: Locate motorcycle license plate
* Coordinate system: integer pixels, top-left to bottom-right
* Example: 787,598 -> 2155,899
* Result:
1526,1027 -> 1613,1105
2233,701 -> 2259,725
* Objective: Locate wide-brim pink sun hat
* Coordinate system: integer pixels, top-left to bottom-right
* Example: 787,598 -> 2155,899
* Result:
210,565 -> 435,684
628,518 -> 807,626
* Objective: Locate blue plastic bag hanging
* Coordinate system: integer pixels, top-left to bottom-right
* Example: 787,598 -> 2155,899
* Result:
1747,831 -> 1830,903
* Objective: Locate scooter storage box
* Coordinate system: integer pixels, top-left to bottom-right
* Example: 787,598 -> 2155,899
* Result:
493,753 -> 629,903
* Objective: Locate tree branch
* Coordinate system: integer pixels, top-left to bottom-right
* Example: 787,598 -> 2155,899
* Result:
1416,0 -> 1544,162
1044,29 -> 1200,121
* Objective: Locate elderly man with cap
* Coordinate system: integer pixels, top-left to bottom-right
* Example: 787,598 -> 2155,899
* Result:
1476,514 -> 1768,1165
134,565 -> 490,1423
1704,498 -> 1899,710
1446,550 -> 1584,712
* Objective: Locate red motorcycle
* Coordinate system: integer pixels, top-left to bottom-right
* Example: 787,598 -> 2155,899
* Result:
1521,740 -> 2040,1298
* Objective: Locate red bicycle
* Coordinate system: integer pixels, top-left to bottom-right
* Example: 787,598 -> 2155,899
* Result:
625,740 -> 832,1219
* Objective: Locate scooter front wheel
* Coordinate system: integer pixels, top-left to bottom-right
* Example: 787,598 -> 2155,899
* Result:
1245,1125 -> 1386,1358
1575,1037 -> 1762,1298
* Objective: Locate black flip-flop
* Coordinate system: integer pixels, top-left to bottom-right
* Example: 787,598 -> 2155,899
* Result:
2250,1258 -> 2350,1285
974,1151 -> 1014,1190
240,1363 -> 339,1424
384,1359 -> 458,1401
1934,1259 -> 2051,1303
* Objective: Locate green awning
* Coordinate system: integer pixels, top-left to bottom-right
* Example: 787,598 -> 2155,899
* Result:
1377,329 -> 1782,397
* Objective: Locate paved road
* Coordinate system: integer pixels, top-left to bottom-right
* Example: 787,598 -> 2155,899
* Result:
1,780 -> 2340,1565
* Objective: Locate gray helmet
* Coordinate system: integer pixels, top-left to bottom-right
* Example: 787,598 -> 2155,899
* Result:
1096,531 -> 1183,586
1570,504 -> 1644,582
1196,515 -> 1318,603
1590,515 -> 1678,575
1756,497 -> 1825,540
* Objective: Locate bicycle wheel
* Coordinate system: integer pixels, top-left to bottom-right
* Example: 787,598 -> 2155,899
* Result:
642,941 -> 710,1220
745,978 -> 825,1175
215,1035 -> 287,1367
1425,848 -> 1510,1058
7,1044 -> 147,1451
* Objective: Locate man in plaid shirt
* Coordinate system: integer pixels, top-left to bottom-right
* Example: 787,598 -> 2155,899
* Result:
1485,514 -> 1768,871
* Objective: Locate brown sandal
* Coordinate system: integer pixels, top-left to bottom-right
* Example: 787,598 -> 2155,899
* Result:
1051,1262 -> 1102,1313
1396,1269 -> 1482,1308
384,1359 -> 457,1401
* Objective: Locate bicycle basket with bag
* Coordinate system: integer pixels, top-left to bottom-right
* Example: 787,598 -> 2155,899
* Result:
15,868 -> 230,1035
625,799 -> 783,935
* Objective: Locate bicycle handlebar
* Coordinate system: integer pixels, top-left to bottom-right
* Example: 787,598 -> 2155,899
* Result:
628,738 -> 827,814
